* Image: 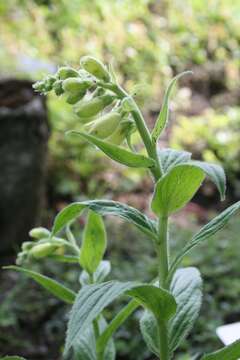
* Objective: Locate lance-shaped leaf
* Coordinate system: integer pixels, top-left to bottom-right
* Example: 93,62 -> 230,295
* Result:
169,267 -> 202,353
151,71 -> 192,143
67,131 -> 155,168
169,201 -> 240,280
151,164 -> 205,215
4,266 -> 76,304
189,160 -> 226,200
201,339 -> 240,360
64,281 -> 176,356
79,210 -> 106,274
158,148 -> 192,174
51,200 -> 157,240
73,317 -> 115,360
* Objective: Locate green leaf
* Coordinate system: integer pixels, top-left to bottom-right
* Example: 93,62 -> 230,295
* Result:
169,267 -> 203,353
140,268 -> 202,356
201,339 -> 240,360
189,160 -> 226,200
79,210 -> 107,274
4,266 -> 76,304
52,200 -> 157,240
151,164 -> 205,215
169,201 -> 240,280
73,317 -> 115,360
67,131 -> 155,168
64,281 -> 176,356
80,260 -> 111,286
158,148 -> 192,174
151,71 -> 192,143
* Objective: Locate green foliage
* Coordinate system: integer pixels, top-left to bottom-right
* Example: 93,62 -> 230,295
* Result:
79,211 -> 107,274
4,55 -> 240,360
151,164 -> 205,215
201,340 -> 240,360
4,266 -> 76,304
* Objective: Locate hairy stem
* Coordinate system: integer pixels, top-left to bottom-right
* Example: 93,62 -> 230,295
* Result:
157,214 -> 169,360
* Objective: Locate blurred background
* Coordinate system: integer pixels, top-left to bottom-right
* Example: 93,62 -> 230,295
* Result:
0,0 -> 240,359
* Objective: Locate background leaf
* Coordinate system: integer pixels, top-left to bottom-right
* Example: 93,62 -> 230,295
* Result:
201,339 -> 240,360
158,148 -> 192,174
0,357 -> 27,360
67,131 -> 155,168
79,210 -> 106,274
52,200 -> 157,239
151,164 -> 205,215
4,266 -> 76,304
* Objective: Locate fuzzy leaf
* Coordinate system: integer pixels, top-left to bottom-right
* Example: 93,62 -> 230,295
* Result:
79,210 -> 106,274
169,267 -> 203,353
140,268 -> 202,356
189,160 -> 226,200
64,281 -> 176,356
73,317 -> 115,360
51,200 -> 157,240
169,201 -> 240,279
158,148 -> 192,174
4,266 -> 76,304
151,164 -> 205,215
201,339 -> 240,360
151,71 -> 192,143
67,131 -> 155,168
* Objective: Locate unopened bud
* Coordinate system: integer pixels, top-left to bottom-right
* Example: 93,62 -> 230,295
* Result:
74,94 -> 115,118
106,119 -> 135,145
29,227 -> 50,240
57,66 -> 79,80
66,90 -> 86,104
30,243 -> 57,258
80,56 -> 110,82
88,112 -> 121,139
53,80 -> 64,96
63,78 -> 92,93
16,251 -> 28,265
21,241 -> 34,251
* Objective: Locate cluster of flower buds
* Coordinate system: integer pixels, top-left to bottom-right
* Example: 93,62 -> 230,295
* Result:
16,227 -> 65,265
33,56 -> 136,147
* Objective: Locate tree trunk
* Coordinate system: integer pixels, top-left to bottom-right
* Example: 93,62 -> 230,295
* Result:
0,79 -> 49,254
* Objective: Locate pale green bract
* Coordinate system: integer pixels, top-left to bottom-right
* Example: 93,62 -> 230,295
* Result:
158,148 -> 192,173
151,164 -> 205,215
80,260 -> 111,286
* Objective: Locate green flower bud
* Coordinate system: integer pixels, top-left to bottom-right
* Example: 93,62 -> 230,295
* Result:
88,112 -> 121,139
106,119 -> 135,145
65,91 -> 86,105
44,75 -> 56,91
57,66 -> 79,80
80,56 -> 110,82
33,80 -> 46,93
29,227 -> 50,240
63,78 -> 92,93
21,241 -> 34,251
53,80 -> 64,96
30,243 -> 57,258
74,94 -> 115,118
